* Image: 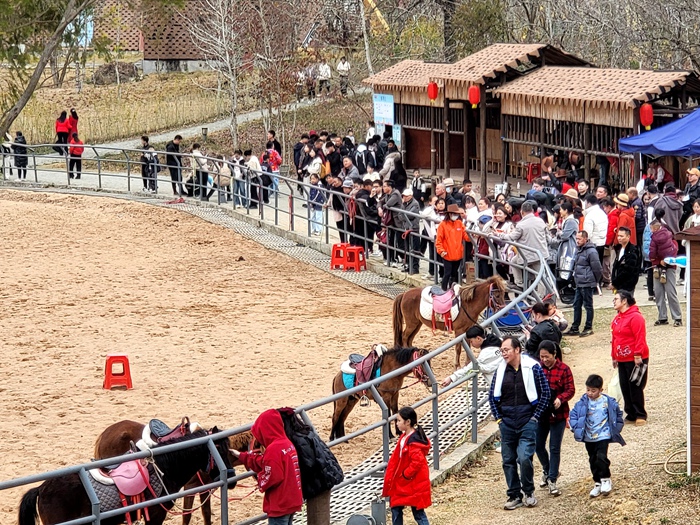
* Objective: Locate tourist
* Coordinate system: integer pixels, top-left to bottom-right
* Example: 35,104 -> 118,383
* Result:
231,149 -> 248,206
11,131 -> 28,181
67,108 -> 79,138
191,142 -> 209,198
382,406 -> 431,525
626,187 -> 646,248
683,168 -> 700,219
611,227 -> 640,294
398,188 -> 421,275
267,130 -> 282,156
523,302 -> 562,358
209,155 -> 231,203
337,57 -> 350,96
611,289 -> 650,425
366,120 -> 376,143
293,133 -> 310,185
435,204 -> 470,290
308,174 -> 326,236
576,178 -> 591,201
480,204 -> 514,280
653,184 -> 683,234
582,195 -> 608,274
379,180 -> 403,267
600,197 -> 619,289
569,374 -> 626,497
536,340 -> 575,497
68,132 -> 83,180
233,409 -> 303,525
489,336 -> 550,510
317,58 -> 331,99
613,193 -> 637,245
54,110 -> 70,155
420,196 -> 443,281
441,325 -> 502,386
340,156 -> 360,182
165,134 -> 185,196
567,230 -> 602,337
649,214 -> 682,327
264,141 -> 282,194
354,179 -> 379,251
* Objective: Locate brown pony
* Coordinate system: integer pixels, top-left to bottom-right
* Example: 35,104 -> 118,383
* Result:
392,275 -> 506,370
94,420 -> 251,525
329,346 -> 431,441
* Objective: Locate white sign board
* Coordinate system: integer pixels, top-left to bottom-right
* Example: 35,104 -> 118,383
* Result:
373,94 -> 395,126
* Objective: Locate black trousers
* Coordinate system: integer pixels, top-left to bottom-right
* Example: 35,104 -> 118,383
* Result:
16,163 -> 27,179
441,259 -> 461,290
69,156 -> 81,179
405,231 -> 420,274
617,359 -> 648,421
168,166 -> 184,195
56,132 -> 69,154
585,439 -> 611,482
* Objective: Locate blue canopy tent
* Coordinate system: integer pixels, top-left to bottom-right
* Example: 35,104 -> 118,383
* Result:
619,108 -> 700,157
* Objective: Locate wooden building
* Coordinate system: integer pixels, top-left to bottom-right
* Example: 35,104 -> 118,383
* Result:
93,0 -> 144,52
674,227 -> 700,474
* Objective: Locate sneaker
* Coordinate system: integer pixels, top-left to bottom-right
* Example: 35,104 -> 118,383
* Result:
600,478 -> 612,495
589,483 -> 602,498
654,320 -> 669,326
579,329 -> 594,337
504,497 -> 523,510
370,251 -> 383,258
660,270 -> 667,284
653,267 -> 660,279
565,328 -> 580,336
523,493 -> 538,507
547,480 -> 561,496
635,418 -> 647,427
648,296 -> 655,302
539,473 -> 548,488
679,278 -> 685,285
674,319 -> 682,327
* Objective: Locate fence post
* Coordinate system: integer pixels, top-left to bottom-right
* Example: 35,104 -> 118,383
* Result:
32,149 -> 38,183
78,467 -> 101,525
125,151 -> 131,192
207,439 -> 229,525
97,157 -> 102,189
369,385 -> 391,464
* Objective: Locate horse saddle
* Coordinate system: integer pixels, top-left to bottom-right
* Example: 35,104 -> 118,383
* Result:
419,285 -> 461,331
341,344 -> 386,386
137,417 -> 190,450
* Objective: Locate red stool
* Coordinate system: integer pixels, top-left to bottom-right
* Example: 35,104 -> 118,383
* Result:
527,162 -> 541,183
344,246 -> 367,272
103,354 -> 133,390
330,243 -> 350,270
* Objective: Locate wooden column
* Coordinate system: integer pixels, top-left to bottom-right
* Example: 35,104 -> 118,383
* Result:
463,102 -> 471,175
430,105 -> 436,179
444,96 -> 451,178
500,113 -> 508,182
479,84 -> 487,198
632,107 -> 642,188
584,123 -> 591,180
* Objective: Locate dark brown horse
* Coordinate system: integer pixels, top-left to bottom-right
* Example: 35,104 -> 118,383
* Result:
94,420 -> 251,525
18,429 -> 234,525
392,275 -> 506,370
329,346 -> 431,441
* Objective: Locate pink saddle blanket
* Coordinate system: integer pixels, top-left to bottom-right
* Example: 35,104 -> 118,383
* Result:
431,289 -> 455,314
104,460 -> 150,496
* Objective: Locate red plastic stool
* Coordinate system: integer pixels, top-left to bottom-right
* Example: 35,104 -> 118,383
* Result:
330,243 -> 350,270
103,354 -> 133,390
527,162 -> 541,183
344,246 -> 367,272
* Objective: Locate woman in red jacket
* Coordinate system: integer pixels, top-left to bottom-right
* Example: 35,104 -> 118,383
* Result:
55,110 -> 70,154
611,290 -> 650,426
382,407 -> 431,525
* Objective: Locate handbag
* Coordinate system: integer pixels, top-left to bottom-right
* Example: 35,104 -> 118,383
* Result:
320,160 -> 330,179
608,369 -> 623,402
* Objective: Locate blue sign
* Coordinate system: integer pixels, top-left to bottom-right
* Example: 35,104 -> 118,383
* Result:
373,94 -> 395,126
392,124 -> 401,148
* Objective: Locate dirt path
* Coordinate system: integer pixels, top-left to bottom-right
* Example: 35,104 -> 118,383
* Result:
0,190 -> 456,523
429,306 -> 695,525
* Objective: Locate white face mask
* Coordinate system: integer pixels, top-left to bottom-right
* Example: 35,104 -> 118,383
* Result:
450,214 -> 460,221
446,187 -> 452,193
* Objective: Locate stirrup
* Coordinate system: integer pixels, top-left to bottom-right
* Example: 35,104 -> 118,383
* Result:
359,395 -> 370,407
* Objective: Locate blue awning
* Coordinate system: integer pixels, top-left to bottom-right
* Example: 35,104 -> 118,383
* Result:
619,108 -> 700,157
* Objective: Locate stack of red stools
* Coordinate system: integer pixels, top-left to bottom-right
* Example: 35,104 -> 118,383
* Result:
527,162 -> 541,183
330,243 -> 366,272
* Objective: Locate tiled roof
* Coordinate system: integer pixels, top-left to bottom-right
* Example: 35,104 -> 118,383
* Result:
362,60 -> 453,91
494,66 -> 690,108
431,43 -> 547,85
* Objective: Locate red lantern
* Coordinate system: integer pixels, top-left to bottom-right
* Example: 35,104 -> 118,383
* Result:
427,81 -> 438,103
640,102 -> 654,130
468,84 -> 481,109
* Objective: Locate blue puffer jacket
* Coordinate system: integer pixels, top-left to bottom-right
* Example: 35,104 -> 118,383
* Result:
642,224 -> 652,261
569,393 -> 626,445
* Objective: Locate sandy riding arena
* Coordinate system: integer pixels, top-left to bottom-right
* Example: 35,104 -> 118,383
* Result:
0,190 -> 451,523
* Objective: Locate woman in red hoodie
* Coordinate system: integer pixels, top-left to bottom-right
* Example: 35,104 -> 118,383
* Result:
55,110 -> 70,155
234,409 -> 303,524
382,407 -> 431,525
611,290 -> 650,426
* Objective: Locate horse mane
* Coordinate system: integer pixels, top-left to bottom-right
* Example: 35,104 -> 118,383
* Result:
460,275 -> 505,302
384,346 -> 425,365
152,429 -> 212,472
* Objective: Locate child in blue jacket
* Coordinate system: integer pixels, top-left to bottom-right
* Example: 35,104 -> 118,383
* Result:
569,374 -> 625,498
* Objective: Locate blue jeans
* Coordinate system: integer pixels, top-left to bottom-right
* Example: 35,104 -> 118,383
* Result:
234,179 -> 248,206
499,419 -> 537,499
311,208 -> 323,233
391,506 -> 429,525
268,514 -> 294,525
572,286 -> 594,331
271,172 -> 279,193
536,419 -> 566,482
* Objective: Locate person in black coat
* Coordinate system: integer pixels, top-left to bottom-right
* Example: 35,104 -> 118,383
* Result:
525,302 -> 563,357
11,131 -> 28,180
165,135 -> 185,196
611,226 -> 640,294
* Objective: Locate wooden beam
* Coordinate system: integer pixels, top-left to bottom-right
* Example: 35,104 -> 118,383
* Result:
444,96 -> 451,178
464,102 -> 470,174
431,105 -> 436,179
501,113 -> 508,182
479,84 -> 487,197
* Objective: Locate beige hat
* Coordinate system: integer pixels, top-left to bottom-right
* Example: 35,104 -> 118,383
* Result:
614,193 -> 630,206
687,168 -> 700,178
443,178 -> 455,187
564,188 -> 579,199
402,188 -> 413,197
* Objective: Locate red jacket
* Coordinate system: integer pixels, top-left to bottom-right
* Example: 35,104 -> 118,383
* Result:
605,208 -> 620,246
239,409 -> 303,517
55,118 -> 70,134
611,304 -> 649,361
68,114 -> 79,137
382,429 -> 431,509
616,207 -> 637,245
435,218 -> 470,261
69,138 -> 84,156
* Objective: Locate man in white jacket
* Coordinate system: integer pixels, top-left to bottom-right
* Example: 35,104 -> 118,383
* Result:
441,326 -> 503,387
582,194 -> 609,272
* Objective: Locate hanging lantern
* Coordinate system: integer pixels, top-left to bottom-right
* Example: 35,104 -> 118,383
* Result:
640,103 -> 654,130
427,81 -> 438,103
468,84 -> 481,109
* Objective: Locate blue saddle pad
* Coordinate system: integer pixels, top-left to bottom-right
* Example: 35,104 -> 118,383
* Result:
342,369 -> 380,390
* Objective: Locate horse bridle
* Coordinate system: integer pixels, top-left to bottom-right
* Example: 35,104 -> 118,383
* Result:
459,283 -> 504,324
411,350 -> 429,384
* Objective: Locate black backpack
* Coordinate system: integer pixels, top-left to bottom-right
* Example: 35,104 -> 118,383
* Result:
277,407 -> 343,499
354,150 -> 368,175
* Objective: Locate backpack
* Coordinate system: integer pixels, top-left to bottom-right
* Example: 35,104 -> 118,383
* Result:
354,150 -> 368,175
320,160 -> 331,179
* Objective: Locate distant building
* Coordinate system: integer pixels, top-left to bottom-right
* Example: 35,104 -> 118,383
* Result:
93,0 -> 144,52
142,12 -> 208,74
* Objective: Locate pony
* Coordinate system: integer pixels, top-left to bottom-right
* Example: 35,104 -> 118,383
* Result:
18,429 -> 234,525
392,275 -> 506,370
94,420 -> 251,525
329,346 -> 431,441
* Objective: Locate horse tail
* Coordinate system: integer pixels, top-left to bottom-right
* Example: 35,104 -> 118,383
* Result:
18,487 -> 39,525
392,293 -> 404,347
